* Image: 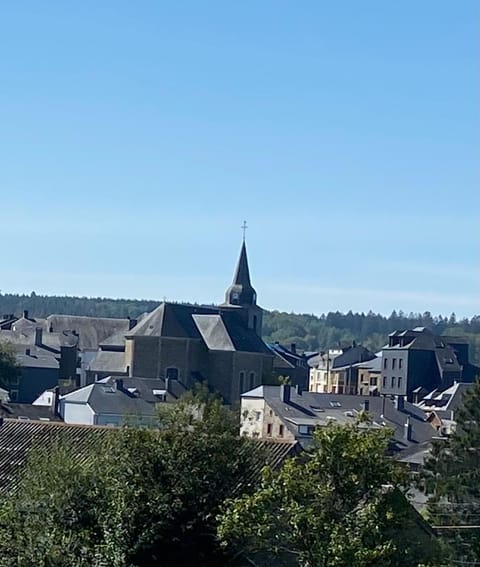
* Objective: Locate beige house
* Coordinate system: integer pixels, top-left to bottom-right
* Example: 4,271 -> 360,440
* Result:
308,349 -> 342,392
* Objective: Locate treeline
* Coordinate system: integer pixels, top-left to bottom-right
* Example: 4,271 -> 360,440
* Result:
1,292 -> 479,363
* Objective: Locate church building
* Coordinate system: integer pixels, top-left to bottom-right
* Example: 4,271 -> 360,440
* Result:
88,240 -> 274,404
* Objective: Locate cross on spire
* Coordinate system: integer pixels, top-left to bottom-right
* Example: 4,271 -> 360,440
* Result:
241,220 -> 248,242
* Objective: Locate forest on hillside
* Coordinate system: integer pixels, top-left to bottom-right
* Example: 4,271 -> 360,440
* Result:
1,292 -> 479,364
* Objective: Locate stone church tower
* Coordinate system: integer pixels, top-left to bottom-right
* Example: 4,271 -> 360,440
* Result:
221,240 -> 263,336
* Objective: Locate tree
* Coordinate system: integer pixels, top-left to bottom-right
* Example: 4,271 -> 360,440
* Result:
218,423 -> 441,567
422,380 -> 480,562
0,388 -> 256,567
0,341 -> 21,392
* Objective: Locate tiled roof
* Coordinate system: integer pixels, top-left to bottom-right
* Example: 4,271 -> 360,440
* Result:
0,419 -> 298,496
0,419 -> 112,494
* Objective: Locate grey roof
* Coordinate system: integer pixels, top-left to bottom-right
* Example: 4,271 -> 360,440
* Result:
331,345 -> 377,369
127,302 -> 272,355
61,376 -> 187,416
16,348 -> 59,369
415,382 -> 474,418
88,350 -> 127,374
0,328 -> 77,351
46,315 -> 131,350
0,402 -> 61,421
126,303 -> 218,339
243,386 -> 436,451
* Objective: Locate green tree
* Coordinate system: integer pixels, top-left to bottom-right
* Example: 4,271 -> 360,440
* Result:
0,341 -> 21,392
218,423 -> 441,567
422,380 -> 480,563
0,389 -> 256,567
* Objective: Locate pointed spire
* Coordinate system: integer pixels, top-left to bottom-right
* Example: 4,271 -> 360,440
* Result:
223,240 -> 257,307
232,240 -> 252,288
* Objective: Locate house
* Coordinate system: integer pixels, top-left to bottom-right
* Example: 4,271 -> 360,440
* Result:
240,385 -> 437,454
87,240 -> 274,404
308,349 -> 342,392
379,328 -> 479,400
0,325 -> 78,403
309,345 -> 377,395
58,375 -> 187,426
268,342 -> 311,390
356,356 -> 383,396
414,381 -> 475,435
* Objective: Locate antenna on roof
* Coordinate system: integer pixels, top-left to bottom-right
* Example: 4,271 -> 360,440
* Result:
241,220 -> 248,242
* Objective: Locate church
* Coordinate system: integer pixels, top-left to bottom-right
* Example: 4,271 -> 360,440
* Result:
88,240 -> 274,404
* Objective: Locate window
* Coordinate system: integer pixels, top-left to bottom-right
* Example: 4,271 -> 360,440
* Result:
399,359 -> 403,369
392,358 -> 396,369
249,372 -> 255,390
239,371 -> 245,393
382,376 -> 386,388
370,376 -> 377,386
255,411 -> 261,421
267,423 -> 272,436
279,424 -> 284,437
384,358 -> 388,369
298,425 -> 314,435
329,400 -> 342,408
165,367 -> 178,380
391,376 -> 396,388
398,376 -> 403,389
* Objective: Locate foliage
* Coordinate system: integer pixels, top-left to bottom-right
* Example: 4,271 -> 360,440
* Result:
218,423 -> 442,567
1,292 -> 478,363
0,341 -> 21,392
422,380 -> 480,563
0,390 -> 255,567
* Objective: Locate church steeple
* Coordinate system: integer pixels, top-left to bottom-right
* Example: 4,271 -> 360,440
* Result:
222,231 -> 263,336
224,240 -> 257,307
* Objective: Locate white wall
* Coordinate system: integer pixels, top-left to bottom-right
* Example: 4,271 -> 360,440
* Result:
60,401 -> 95,425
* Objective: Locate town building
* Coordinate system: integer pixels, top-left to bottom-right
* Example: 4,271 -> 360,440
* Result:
240,384 -> 436,454
268,342 -> 311,390
379,327 -> 479,400
308,349 -> 342,392
87,241 -> 274,404
309,345 -> 377,394
59,376 -> 186,426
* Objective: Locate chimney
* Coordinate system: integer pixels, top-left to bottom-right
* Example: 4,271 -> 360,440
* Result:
290,343 -> 297,354
51,386 -> 60,416
23,310 -> 29,319
394,395 -> 405,412
115,378 -> 124,391
404,415 -> 412,441
25,348 -> 31,356
362,399 -> 370,412
165,377 -> 170,393
34,327 -> 43,347
295,384 -> 303,396
280,384 -> 291,404
128,317 -> 137,330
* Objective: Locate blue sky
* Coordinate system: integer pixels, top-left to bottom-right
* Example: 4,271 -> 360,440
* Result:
0,1 -> 478,317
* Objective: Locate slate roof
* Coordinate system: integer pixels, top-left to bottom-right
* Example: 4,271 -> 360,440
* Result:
61,376 -> 188,418
415,382 -> 475,419
331,345 -> 377,369
243,386 -> 436,452
126,302 -> 272,355
126,303 -> 218,339
16,348 -> 59,369
46,315 -> 132,350
88,350 -> 127,374
0,402 -> 61,421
